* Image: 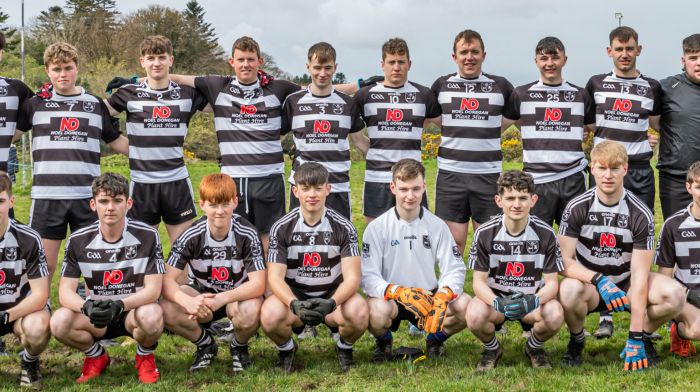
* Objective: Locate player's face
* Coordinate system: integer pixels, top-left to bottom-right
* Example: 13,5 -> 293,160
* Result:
535,50 -> 567,84
200,198 -> 237,231
0,191 -> 15,223
452,38 -> 485,78
140,52 -> 174,81
293,183 -> 331,214
229,49 -> 263,84
90,192 -> 132,226
495,188 -> 537,222
686,179 -> 700,209
46,60 -> 78,93
390,176 -> 425,214
381,53 -> 411,87
682,51 -> 700,84
591,161 -> 628,195
607,38 -> 641,74
307,57 -> 336,90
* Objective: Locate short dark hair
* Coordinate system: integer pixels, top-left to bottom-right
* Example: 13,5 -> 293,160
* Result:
308,42 -> 336,63
497,170 -> 535,195
535,36 -> 565,55
609,26 -> 639,45
232,36 -> 261,58
391,159 -> 425,182
294,162 -> 329,187
0,32 -> 5,51
140,35 -> 173,56
453,29 -> 484,53
382,37 -> 410,60
683,34 -> 700,54
0,172 -> 12,196
92,172 -> 129,198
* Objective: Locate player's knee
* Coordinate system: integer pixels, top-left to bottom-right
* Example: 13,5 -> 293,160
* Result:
450,294 -> 470,319
159,299 -> 182,327
135,304 -> 164,335
466,300 -> 491,330
541,301 -> 564,331
558,278 -> 586,308
22,315 -> 51,344
233,302 -> 261,331
49,308 -> 76,339
343,296 -> 369,329
260,298 -> 288,332
368,299 -> 392,329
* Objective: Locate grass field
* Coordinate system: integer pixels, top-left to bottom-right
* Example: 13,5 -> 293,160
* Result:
0,157 -> 692,391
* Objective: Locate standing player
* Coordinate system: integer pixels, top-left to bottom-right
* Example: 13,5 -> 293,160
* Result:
503,36 -> 595,227
160,173 -> 265,373
0,173 -> 50,386
50,173 -> 165,384
585,26 -> 662,340
557,141 -> 684,371
283,42 -> 366,219
16,43 -> 128,279
105,36 -> 207,243
658,34 -> 700,219
655,161 -> 700,357
261,162 -> 367,372
431,29 -> 514,254
466,170 -> 564,370
355,38 -> 440,223
362,159 -> 469,360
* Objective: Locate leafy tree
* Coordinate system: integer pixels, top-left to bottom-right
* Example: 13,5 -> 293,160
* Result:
261,52 -> 291,79
0,7 -> 19,53
332,72 -> 347,84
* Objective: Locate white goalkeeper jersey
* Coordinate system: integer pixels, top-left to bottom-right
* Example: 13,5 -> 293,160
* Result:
361,206 -> 466,298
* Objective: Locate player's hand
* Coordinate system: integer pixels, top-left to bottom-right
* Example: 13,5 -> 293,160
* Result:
105,75 -> 138,94
502,291 -> 540,320
647,132 -> 660,148
185,294 -> 214,320
0,310 -> 9,325
306,298 -> 337,318
86,299 -> 124,328
201,293 -> 224,311
493,296 -> 507,315
358,75 -> 385,89
290,299 -> 324,326
384,284 -> 434,319
620,332 -> 649,371
687,288 -> 700,309
592,273 -> 629,312
424,287 -> 455,333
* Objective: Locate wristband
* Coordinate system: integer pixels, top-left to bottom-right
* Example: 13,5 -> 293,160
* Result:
591,272 -> 603,285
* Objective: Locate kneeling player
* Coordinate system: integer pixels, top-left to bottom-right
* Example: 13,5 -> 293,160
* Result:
656,161 -> 700,357
362,159 -> 469,360
0,174 -> 51,386
467,171 -> 564,370
261,162 -> 367,372
161,174 -> 265,372
50,173 -> 165,384
558,141 -> 685,371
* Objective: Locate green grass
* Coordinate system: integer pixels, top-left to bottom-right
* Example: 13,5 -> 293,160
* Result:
0,158 -> 687,391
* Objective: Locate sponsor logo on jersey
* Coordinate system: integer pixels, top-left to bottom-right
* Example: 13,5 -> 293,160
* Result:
599,233 -> 617,247
240,104 -> 257,114
636,85 -> 648,96
370,93 -> 384,100
269,235 -> 278,249
481,82 -> 493,93
460,98 -> 480,111
386,109 -> 404,122
602,83 -> 616,89
4,247 -> 17,261
505,262 -> 525,277
529,92 -> 544,99
152,106 -> 172,118
446,83 -> 461,90
313,120 -> 331,134
298,105 -> 312,112
125,245 -> 137,260
543,108 -> 562,121
60,117 -> 80,131
332,103 -> 344,114
211,266 -> 229,281
83,101 -> 95,113
103,270 -> 124,285
137,92 -> 150,98
612,98 -> 632,112
682,231 -> 697,238
0,86 -> 7,96
588,214 -> 599,222
0,270 -> 5,285
422,235 -> 431,249
229,86 -> 241,95
293,234 -> 303,242
564,91 -> 577,102
45,101 -> 61,109
302,252 -> 322,267
493,243 -> 506,252
87,251 -> 101,259
170,88 -> 181,100
405,92 -> 416,103
526,240 -> 539,254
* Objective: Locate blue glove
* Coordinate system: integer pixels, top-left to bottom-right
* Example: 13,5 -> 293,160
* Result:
503,292 -> 540,320
592,273 -> 629,312
493,296 -> 507,315
620,332 -> 648,371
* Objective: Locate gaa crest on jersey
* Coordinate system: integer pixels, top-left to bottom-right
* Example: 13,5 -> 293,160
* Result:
405,92 -> 417,103
332,104 -> 344,114
617,215 -> 629,229
636,85 -> 648,96
4,247 -> 17,261
481,82 -> 493,93
526,241 -> 539,254
170,88 -> 181,100
229,86 -> 241,95
564,91 -> 577,102
422,235 -> 431,249
323,231 -> 332,245
83,101 -> 95,113
125,245 -> 137,260
0,86 -> 7,96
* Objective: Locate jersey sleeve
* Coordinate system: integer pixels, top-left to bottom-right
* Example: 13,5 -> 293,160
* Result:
60,238 -> 82,278
434,221 -> 466,294
16,98 -> 34,132
272,80 -> 302,102
267,222 -> 288,264
240,222 -> 266,273
581,88 -> 596,125
13,79 -> 34,105
632,207 -> 655,250
349,99 -> 366,133
650,79 -> 663,117
558,199 -> 586,238
543,230 -> 565,273
424,86 -> 441,118
145,231 -> 166,275
194,75 -> 230,106
502,88 -> 521,120
106,86 -> 130,113
654,218 -> 677,267
24,234 -> 49,280
99,100 -> 121,143
354,87 -> 369,118
467,227 -> 491,272
190,86 -> 209,112
338,219 -> 360,258
280,95 -> 294,136
360,222 -> 390,298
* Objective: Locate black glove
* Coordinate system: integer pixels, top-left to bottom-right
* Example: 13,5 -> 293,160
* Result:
110,117 -> 121,133
106,76 -> 138,94
81,299 -> 99,318
86,299 -> 124,328
0,310 -> 9,325
290,299 -> 324,326
307,297 -> 337,317
358,75 -> 385,89
502,291 -> 540,320
687,288 -> 700,309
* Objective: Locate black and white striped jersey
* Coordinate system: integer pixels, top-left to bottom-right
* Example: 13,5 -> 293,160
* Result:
0,77 -> 33,172
586,72 -> 661,163
268,207 -> 359,299
282,88 -> 365,193
559,188 -> 655,287
468,214 -> 563,297
194,75 -> 300,178
355,81 -> 440,183
17,88 -> 120,199
654,204 -> 700,290
504,80 -> 595,184
61,219 -> 165,301
107,81 -> 207,183
167,215 -> 264,293
0,219 -> 48,311
431,73 -> 513,174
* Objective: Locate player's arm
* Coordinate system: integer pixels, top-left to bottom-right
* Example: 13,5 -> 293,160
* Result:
213,269 -> 266,306
501,117 -> 516,132
424,116 -> 442,128
584,123 -> 595,140
657,266 -> 673,278
557,234 -> 597,282
473,270 -> 497,304
331,256 -> 361,305
162,264 -> 212,319
169,74 -> 197,88
360,227 -> 391,298
120,273 -> 162,312
108,135 -> 130,156
538,272 -> 559,304
435,227 -> 466,295
267,262 -> 296,307
5,276 -> 49,322
349,132 -> 369,155
58,276 -> 85,313
102,99 -> 121,117
628,248 -> 653,332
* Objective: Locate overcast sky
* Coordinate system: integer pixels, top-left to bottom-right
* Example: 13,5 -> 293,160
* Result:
3,0 -> 697,86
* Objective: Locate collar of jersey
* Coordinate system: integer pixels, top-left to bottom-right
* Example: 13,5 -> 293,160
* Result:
205,219 -> 233,245
138,79 -> 178,93
455,72 -> 484,81
52,86 -> 86,101
232,77 -> 260,88
594,188 -> 625,208
609,70 -> 642,81
393,206 -> 424,221
97,218 -> 128,245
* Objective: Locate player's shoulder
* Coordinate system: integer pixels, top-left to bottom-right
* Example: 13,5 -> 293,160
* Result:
624,190 -> 654,222
564,187 -> 596,213
68,221 -> 100,242
404,80 -> 429,93
421,207 -> 453,231
2,77 -> 30,90
325,208 -> 356,230
514,81 -> 539,93
473,214 -> 503,237
563,81 -> 585,92
659,74 -> 685,89
365,207 -> 395,233
178,216 -> 208,243
126,218 -> 161,238
432,73 -> 457,86
587,72 -> 610,84
529,215 -> 557,237
8,219 -> 43,246
232,213 -> 259,236
662,206 -> 691,229
482,72 -> 510,85
270,207 -> 301,234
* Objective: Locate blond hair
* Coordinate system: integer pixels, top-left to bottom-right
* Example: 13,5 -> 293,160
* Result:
590,140 -> 628,167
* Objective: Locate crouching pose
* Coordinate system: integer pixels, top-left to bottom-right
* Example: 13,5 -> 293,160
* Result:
467,170 -> 564,370
50,173 -> 165,384
362,159 -> 469,361
261,162 -> 367,373
161,174 -> 265,372
558,141 -> 685,371
0,174 -> 51,386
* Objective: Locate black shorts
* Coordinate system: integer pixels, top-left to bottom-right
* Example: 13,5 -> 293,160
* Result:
129,179 -> 197,226
531,171 -> 586,226
659,172 -> 691,220
29,198 -> 96,240
289,189 -> 351,220
0,319 -> 16,337
290,290 -> 339,334
389,302 -> 422,332
495,319 -> 533,332
234,175 -> 285,234
100,311 -> 132,340
590,163 -> 655,213
363,181 -> 428,218
434,170 -> 500,224
589,280 -> 631,314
